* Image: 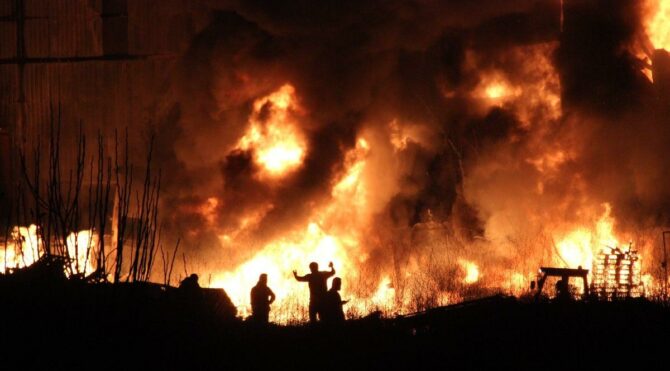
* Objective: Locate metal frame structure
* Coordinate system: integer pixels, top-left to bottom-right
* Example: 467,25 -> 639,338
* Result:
534,266 -> 590,301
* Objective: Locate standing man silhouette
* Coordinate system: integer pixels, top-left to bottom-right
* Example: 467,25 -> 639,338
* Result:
293,261 -> 335,323
250,273 -> 276,324
322,277 -> 349,324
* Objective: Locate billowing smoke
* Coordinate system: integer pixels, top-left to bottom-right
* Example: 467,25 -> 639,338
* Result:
151,0 -> 669,306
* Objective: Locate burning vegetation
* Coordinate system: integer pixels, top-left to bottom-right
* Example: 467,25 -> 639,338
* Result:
3,0 -> 670,325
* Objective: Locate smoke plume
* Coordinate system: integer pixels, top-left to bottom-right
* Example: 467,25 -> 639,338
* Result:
152,0 -> 667,299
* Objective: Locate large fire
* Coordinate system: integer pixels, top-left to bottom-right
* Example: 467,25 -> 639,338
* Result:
2,59 -> 652,323
4,2 -> 668,324
205,64 -> 658,321
226,71 -> 653,314
212,136 -> 376,321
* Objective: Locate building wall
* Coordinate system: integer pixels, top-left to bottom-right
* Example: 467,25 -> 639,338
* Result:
0,0 -> 211,200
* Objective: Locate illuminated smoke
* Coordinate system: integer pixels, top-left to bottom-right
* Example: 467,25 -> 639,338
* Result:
142,0 -> 670,319
236,84 -> 307,178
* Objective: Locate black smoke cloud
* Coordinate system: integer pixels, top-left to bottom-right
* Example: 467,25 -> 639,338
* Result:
555,0 -> 670,233
155,0 -> 667,270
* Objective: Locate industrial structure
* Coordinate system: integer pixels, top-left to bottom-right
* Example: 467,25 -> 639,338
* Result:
0,0 -> 208,202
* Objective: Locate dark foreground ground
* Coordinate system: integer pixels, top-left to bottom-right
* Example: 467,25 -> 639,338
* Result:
1,274 -> 669,370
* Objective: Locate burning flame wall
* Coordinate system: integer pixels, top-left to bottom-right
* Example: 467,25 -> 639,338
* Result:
4,0 -> 670,319
148,0 -> 670,317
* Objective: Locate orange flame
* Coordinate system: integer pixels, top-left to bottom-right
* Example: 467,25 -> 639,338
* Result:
460,260 -> 480,284
475,73 -> 521,104
553,204 -> 621,270
237,84 -> 307,178
646,0 -> 670,51
1,225 -> 97,277
212,138 -> 371,322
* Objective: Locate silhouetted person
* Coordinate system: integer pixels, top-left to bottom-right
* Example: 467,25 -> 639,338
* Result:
293,261 -> 335,323
250,273 -> 276,324
322,277 -> 349,324
555,278 -> 571,302
179,273 -> 202,304
180,273 -> 201,291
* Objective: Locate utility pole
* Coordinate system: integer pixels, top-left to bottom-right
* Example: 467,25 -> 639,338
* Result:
560,0 -> 564,33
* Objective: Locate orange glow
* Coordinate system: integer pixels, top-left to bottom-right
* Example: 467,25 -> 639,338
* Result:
484,83 -> 508,99
460,260 -> 480,284
212,222 -> 355,320
505,272 -> 528,292
389,119 -> 409,151
198,197 -> 219,226
1,225 -> 97,277
1,225 -> 42,272
527,150 -> 568,174
65,230 -> 97,276
553,204 -> 619,270
369,276 -> 395,305
473,71 -> 523,106
555,229 -> 593,268
237,84 -> 307,178
646,0 -> 670,51
212,138 -> 371,322
208,68 -> 657,322
467,44 -> 561,123
388,119 -> 432,152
